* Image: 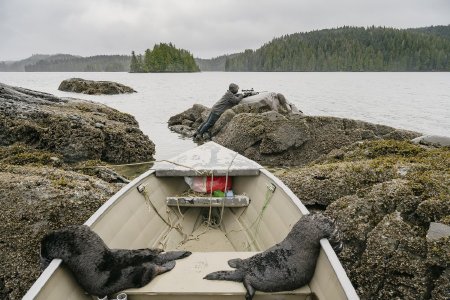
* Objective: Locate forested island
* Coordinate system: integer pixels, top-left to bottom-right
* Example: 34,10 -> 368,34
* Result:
1,25 -> 449,72
130,43 -> 200,73
220,26 -> 450,71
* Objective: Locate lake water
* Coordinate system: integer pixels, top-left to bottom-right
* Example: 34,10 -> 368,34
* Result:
0,72 -> 449,160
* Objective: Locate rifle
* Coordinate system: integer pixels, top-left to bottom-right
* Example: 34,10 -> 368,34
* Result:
242,88 -> 260,97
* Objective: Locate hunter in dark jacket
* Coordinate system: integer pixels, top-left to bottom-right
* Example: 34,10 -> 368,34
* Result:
194,83 -> 244,138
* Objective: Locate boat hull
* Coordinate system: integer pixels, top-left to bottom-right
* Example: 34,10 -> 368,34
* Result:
24,167 -> 358,300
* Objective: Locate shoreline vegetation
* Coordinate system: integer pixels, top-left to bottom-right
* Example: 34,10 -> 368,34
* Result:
1,25 -> 449,72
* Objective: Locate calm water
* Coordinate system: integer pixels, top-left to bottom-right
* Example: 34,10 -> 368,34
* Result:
0,72 -> 449,159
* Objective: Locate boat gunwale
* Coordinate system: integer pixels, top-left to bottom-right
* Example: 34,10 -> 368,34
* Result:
319,239 -> 360,300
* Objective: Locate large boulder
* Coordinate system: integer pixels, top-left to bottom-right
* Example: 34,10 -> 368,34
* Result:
0,82 -> 154,163
238,92 -> 303,115
58,78 -> 136,95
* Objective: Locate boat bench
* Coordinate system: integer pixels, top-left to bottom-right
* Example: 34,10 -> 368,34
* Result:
166,195 -> 250,208
123,252 -> 312,300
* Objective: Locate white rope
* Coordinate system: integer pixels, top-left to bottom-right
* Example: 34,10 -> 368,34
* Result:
217,152 -> 239,227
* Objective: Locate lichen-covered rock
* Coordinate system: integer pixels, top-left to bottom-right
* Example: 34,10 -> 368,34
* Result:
0,82 -> 154,163
279,161 -> 397,206
305,140 -> 450,300
431,268 -> 450,300
355,212 -> 428,299
58,78 -> 136,95
0,162 -> 123,299
271,140 -> 450,299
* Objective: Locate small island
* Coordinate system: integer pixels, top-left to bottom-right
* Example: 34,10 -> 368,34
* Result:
58,78 -> 136,95
130,43 -> 200,73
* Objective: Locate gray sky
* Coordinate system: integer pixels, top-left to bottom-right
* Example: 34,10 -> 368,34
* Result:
0,0 -> 449,61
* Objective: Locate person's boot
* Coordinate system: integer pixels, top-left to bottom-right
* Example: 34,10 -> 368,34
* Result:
203,132 -> 211,140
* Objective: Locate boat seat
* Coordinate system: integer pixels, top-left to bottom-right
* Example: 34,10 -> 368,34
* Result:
123,252 -> 312,299
166,195 -> 250,207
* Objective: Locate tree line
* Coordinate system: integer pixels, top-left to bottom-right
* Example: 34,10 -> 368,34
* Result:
2,25 -> 449,72
130,43 -> 199,73
24,55 -> 131,72
201,26 -> 450,71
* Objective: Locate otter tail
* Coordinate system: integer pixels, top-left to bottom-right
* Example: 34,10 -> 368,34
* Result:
204,270 -> 244,282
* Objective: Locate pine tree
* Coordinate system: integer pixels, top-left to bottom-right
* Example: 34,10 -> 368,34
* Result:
130,51 -> 141,73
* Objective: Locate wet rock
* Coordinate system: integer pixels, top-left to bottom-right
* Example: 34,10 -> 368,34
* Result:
412,135 -> 450,147
0,82 -> 154,163
58,78 -> 136,95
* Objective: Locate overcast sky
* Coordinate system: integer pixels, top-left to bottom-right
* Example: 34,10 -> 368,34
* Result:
0,0 -> 449,61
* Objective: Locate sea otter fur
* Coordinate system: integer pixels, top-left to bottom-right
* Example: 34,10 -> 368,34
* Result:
204,213 -> 342,300
40,225 -> 191,297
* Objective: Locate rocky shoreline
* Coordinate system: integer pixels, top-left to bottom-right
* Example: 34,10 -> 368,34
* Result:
279,140 -> 449,299
0,83 -> 154,299
169,93 -> 421,166
0,84 -> 448,299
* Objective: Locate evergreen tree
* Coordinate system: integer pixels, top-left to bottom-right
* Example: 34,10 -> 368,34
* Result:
130,51 -> 142,73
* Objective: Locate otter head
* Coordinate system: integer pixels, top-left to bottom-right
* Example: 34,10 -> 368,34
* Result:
40,226 -> 89,269
291,214 -> 343,253
311,213 -> 343,253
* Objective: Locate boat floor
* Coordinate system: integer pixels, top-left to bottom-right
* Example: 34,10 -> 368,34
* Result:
120,207 -> 311,298
176,224 -> 235,252
123,252 -> 312,300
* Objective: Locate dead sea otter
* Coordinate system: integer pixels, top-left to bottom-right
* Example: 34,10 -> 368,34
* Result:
40,225 -> 191,298
204,213 -> 342,300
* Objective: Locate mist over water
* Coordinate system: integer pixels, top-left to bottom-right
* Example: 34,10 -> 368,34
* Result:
1,72 -> 449,159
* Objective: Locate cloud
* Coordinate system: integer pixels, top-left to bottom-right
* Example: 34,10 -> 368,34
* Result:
0,0 -> 449,60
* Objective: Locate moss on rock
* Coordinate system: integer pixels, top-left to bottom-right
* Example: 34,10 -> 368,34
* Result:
279,139 -> 449,299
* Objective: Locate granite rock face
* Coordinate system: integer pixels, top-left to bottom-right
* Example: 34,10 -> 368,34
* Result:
58,78 -> 136,95
0,82 -> 154,163
169,99 -> 420,166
